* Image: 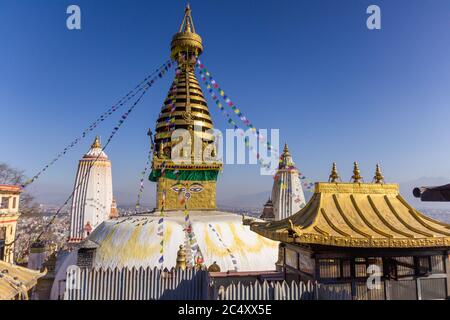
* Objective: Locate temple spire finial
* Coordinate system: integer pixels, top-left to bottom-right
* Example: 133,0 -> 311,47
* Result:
176,245 -> 187,270
91,136 -> 102,149
373,164 -> 385,184
351,162 -> 363,183
329,162 -> 340,183
171,4 -> 203,60
179,3 -> 195,33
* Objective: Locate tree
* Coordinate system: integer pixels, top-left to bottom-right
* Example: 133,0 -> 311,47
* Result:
0,163 -> 39,215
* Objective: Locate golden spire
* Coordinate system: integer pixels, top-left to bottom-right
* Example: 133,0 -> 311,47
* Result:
351,162 -> 363,183
171,4 -> 203,60
176,245 -> 186,270
178,4 -> 195,33
283,143 -> 290,155
91,136 -> 102,149
154,4 -> 216,161
328,162 -> 340,182
373,164 -> 385,184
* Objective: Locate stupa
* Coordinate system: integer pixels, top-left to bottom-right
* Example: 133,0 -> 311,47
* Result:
59,5 -> 278,276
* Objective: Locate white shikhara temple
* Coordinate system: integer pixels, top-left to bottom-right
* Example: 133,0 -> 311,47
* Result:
271,144 -> 306,221
68,136 -> 114,243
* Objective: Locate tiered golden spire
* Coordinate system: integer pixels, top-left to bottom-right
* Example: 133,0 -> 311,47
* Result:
373,164 -> 385,184
351,162 -> 362,183
154,5 -> 215,160
328,162 -> 340,182
151,6 -> 222,211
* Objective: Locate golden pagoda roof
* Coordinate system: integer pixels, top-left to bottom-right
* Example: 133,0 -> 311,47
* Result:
251,181 -> 450,248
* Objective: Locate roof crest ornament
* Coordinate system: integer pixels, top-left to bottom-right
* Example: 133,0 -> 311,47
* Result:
328,162 -> 341,183
351,162 -> 363,183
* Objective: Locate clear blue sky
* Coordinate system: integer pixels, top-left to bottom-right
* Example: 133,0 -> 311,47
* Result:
1,0 -> 450,206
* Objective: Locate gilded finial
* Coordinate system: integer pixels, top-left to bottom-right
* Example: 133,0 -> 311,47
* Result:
91,136 -> 102,149
179,4 -> 195,33
171,4 -> 203,59
207,261 -> 221,272
373,164 -> 385,184
328,162 -> 340,182
351,162 -> 363,183
176,245 -> 186,270
283,143 -> 290,154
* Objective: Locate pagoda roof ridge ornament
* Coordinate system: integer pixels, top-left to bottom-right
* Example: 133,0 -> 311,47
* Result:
373,164 -> 385,184
328,162 -> 341,183
351,161 -> 363,183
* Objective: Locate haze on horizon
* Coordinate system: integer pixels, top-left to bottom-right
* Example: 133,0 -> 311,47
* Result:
1,0 -> 450,210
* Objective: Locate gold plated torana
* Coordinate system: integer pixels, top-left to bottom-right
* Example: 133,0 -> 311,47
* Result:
251,164 -> 450,248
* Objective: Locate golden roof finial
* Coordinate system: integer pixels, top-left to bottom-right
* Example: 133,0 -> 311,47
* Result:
91,136 -> 102,149
351,162 -> 363,183
328,162 -> 340,183
207,261 -> 221,272
176,245 -> 186,270
373,164 -> 385,184
279,142 -> 293,168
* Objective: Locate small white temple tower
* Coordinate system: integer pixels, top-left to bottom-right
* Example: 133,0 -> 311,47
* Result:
68,136 -> 113,243
271,143 -> 306,221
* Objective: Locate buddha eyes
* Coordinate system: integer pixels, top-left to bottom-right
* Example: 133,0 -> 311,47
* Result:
189,184 -> 204,193
171,184 -> 186,193
171,183 -> 204,193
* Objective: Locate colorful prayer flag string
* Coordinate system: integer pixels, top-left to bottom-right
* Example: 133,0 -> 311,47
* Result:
208,223 -> 238,271
197,59 -> 278,154
22,60 -> 174,188
135,145 -> 153,212
33,61 -> 172,243
197,68 -> 273,169
197,60 -> 316,191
